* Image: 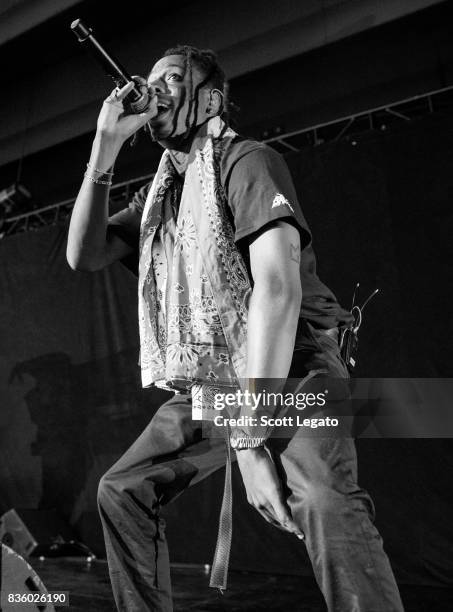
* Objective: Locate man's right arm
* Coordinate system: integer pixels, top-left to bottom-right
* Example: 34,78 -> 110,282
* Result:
67,81 -> 157,271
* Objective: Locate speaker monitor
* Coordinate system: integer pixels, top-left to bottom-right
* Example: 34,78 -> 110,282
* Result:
0,543 -> 55,611
0,509 -> 73,559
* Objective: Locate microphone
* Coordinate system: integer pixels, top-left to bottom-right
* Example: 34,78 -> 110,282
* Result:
70,19 -> 151,114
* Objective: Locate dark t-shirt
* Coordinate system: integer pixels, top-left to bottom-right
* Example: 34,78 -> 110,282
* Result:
109,136 -> 353,331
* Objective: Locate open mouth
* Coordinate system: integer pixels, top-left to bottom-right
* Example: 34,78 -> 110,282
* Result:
156,102 -> 171,118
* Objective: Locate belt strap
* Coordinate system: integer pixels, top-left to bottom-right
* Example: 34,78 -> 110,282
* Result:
209,427 -> 233,592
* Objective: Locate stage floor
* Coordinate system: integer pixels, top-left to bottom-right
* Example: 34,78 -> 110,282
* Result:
34,557 -> 453,611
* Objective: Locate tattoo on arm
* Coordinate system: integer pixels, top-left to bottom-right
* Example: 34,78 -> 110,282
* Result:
289,242 -> 301,264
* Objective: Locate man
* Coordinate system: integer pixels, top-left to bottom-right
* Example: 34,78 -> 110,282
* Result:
67,45 -> 404,611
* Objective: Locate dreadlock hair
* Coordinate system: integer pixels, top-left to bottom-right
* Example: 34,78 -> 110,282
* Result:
162,44 -> 236,137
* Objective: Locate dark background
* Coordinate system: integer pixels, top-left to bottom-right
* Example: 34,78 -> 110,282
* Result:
1,0 -> 452,590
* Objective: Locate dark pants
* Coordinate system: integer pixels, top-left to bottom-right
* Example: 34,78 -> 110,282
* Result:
98,325 -> 404,611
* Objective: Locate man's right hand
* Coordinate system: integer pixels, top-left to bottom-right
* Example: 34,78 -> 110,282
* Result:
96,80 -> 158,149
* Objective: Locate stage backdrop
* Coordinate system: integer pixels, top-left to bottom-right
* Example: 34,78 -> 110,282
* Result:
1,112 -> 452,587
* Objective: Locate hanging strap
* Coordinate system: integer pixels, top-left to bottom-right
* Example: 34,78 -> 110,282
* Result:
209,426 -> 233,592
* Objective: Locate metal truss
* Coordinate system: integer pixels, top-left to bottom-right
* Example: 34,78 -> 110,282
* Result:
2,83 -> 453,238
1,173 -> 155,238
263,84 -> 453,154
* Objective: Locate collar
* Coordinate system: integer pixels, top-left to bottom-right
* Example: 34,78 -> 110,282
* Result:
166,117 -> 236,175
167,149 -> 189,176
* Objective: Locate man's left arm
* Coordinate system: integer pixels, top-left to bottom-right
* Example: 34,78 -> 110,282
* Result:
235,219 -> 304,537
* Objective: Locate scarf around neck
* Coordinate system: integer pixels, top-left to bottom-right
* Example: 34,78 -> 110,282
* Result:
138,116 -> 252,390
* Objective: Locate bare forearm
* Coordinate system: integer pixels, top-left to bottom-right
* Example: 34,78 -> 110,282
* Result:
66,135 -> 122,271
232,284 -> 301,441
235,285 -> 302,505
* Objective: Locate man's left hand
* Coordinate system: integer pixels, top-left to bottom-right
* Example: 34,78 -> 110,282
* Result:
236,446 -> 304,538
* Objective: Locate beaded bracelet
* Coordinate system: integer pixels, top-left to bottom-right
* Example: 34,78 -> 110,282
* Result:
84,172 -> 112,186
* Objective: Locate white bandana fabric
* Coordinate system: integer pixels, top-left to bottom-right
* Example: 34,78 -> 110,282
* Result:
138,117 -> 252,390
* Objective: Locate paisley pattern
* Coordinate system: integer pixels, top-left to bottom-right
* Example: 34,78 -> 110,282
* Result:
174,215 -> 197,252
195,140 -> 251,321
138,117 -> 252,390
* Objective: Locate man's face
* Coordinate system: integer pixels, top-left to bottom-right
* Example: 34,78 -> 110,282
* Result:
147,54 -> 210,146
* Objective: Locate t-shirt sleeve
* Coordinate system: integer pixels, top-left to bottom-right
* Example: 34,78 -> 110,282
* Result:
107,182 -> 150,249
225,145 -> 312,247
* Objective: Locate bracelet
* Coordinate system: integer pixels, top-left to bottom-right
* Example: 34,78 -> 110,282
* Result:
84,172 -> 112,186
229,432 -> 267,450
86,162 -> 114,176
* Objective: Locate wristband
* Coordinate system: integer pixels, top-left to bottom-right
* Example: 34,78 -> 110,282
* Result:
86,162 -> 114,176
84,172 -> 112,186
230,431 -> 266,451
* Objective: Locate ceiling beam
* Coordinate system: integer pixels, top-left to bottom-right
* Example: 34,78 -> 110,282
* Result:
0,0 -> 83,46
